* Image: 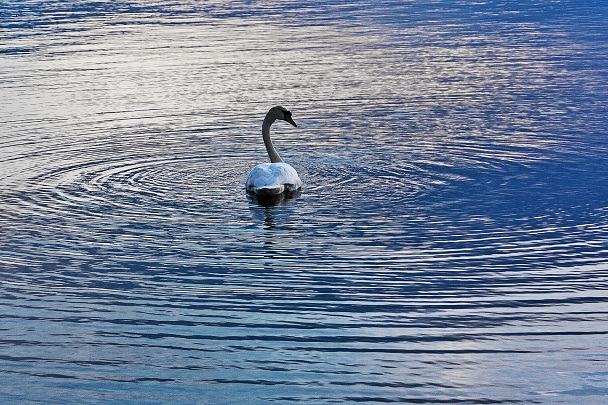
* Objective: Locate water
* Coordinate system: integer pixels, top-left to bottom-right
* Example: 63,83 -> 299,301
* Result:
1,1 -> 607,403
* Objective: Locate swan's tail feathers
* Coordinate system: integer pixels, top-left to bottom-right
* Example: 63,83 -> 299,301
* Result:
249,183 -> 302,196
253,185 -> 286,196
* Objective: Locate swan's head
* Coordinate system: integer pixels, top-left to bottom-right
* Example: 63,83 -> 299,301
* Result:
269,106 -> 297,127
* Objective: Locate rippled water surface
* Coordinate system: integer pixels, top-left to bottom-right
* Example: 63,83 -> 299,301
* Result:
1,1 -> 608,403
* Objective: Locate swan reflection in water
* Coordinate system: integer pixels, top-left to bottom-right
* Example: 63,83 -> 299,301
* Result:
248,189 -> 301,238
247,189 -> 301,208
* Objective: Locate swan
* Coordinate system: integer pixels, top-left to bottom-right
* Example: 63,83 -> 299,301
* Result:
245,106 -> 302,196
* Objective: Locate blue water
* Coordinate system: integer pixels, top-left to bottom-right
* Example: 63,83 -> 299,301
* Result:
1,1 -> 607,403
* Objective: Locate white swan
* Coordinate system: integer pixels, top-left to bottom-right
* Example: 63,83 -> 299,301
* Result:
246,106 -> 302,196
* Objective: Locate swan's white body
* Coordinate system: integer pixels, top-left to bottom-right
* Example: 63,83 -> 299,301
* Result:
246,106 -> 302,196
246,162 -> 301,195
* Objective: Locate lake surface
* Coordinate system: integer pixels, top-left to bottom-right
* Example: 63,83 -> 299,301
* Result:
1,1 -> 607,403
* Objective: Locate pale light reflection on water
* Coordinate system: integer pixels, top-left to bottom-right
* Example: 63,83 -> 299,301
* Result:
1,1 -> 608,403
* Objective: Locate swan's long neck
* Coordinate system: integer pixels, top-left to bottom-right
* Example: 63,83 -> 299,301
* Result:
262,114 -> 283,163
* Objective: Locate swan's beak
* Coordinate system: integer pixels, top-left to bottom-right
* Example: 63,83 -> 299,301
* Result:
285,116 -> 297,127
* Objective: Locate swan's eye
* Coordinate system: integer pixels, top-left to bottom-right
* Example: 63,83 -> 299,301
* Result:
283,111 -> 292,119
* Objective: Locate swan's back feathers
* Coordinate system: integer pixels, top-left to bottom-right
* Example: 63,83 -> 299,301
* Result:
246,163 -> 302,196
